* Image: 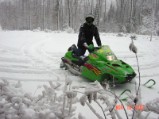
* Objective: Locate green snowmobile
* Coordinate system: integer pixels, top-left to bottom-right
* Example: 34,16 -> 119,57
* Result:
60,45 -> 136,84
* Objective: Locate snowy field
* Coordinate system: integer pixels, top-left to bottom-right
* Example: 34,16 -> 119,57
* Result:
0,30 -> 159,119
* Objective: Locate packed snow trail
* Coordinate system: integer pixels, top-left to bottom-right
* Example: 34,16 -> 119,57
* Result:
0,31 -> 159,119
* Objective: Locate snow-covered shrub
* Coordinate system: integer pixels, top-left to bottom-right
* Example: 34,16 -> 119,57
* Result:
78,113 -> 86,119
66,91 -> 77,99
145,98 -> 159,114
139,15 -> 159,35
129,37 -> 138,54
0,79 -> 78,119
33,27 -> 41,32
138,3 -> 159,36
79,95 -> 87,106
1,75 -> 158,119
117,33 -> 124,37
64,27 -> 75,33
104,22 -> 120,33
44,29 -> 52,33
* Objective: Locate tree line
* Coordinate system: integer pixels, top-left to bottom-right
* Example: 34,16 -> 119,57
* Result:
0,0 -> 159,34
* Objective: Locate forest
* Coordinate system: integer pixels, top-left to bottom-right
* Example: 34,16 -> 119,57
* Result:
0,0 -> 159,34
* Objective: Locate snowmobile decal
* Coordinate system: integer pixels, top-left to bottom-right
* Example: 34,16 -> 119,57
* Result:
90,54 -> 98,59
84,63 -> 101,75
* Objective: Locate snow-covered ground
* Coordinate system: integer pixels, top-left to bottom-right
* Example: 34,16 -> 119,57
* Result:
0,31 -> 159,119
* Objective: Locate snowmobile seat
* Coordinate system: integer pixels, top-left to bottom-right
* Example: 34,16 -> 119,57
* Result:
68,44 -> 84,57
68,44 -> 89,66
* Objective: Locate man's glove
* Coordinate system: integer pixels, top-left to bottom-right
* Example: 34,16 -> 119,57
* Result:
88,44 -> 94,52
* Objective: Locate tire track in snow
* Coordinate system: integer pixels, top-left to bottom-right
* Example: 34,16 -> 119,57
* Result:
115,52 -> 159,70
0,67 -> 50,74
21,38 -> 64,81
0,45 -> 22,55
0,45 -> 42,75
32,39 -> 65,81
117,50 -> 159,69
117,51 -> 159,77
0,56 -> 30,63
36,42 -> 62,66
0,46 -> 52,75
0,44 -> 55,81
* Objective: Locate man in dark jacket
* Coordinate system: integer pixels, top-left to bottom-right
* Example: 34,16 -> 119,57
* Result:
77,14 -> 102,56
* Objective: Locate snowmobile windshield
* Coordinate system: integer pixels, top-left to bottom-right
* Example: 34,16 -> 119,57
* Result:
106,55 -> 117,61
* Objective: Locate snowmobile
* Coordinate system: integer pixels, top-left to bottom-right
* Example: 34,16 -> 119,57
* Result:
60,44 -> 136,84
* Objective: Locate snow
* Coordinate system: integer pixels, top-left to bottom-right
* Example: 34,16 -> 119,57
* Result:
0,30 -> 159,119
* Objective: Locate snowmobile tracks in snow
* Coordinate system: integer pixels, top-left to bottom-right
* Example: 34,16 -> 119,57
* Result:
0,39 -> 64,82
20,39 -> 65,81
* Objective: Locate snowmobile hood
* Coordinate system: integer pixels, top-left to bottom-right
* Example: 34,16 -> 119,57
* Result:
110,60 -> 135,74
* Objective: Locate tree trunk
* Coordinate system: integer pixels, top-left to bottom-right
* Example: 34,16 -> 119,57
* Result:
130,0 -> 134,32
68,0 -> 71,27
104,0 -> 107,32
